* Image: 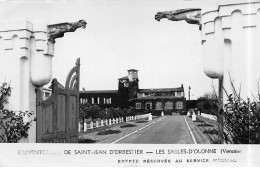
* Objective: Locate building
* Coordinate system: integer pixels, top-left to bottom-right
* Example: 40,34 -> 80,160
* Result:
80,69 -> 186,112
42,80 -> 65,100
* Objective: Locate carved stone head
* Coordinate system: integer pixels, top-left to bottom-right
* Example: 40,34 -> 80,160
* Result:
155,12 -> 166,21
78,20 -> 87,29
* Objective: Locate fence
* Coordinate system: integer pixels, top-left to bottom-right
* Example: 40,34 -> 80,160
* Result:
78,113 -> 152,132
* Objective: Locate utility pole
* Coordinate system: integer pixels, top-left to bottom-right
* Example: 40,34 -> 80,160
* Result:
188,86 -> 191,100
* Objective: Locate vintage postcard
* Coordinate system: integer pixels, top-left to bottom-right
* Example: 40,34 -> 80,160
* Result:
0,0 -> 259,167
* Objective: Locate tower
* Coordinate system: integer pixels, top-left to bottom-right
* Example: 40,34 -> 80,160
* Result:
118,69 -> 139,108
127,69 -> 139,99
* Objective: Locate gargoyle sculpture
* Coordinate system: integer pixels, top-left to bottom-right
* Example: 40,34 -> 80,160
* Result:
47,20 -> 87,43
155,8 -> 201,29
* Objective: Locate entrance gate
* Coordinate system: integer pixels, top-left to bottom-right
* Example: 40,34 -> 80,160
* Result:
36,58 -> 80,143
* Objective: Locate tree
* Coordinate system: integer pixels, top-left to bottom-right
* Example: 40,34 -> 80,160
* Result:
79,103 -> 102,121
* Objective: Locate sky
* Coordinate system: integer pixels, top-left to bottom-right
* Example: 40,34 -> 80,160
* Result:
0,0 -> 218,100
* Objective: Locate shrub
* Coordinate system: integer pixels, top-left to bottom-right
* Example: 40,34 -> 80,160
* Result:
78,138 -> 96,143
136,120 -> 147,123
205,79 -> 260,144
197,123 -> 214,127
0,82 -> 34,143
203,128 -> 218,135
120,124 -> 136,128
97,129 -> 121,135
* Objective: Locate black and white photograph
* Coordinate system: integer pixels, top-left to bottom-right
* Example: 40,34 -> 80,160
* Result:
0,0 -> 259,167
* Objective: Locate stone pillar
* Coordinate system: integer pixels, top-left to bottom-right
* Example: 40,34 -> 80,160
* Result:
201,0 -> 260,102
90,122 -> 94,129
96,121 -> 99,128
0,21 -> 54,143
0,20 -> 86,143
109,119 -> 112,125
100,120 -> 104,127
161,111 -> 164,117
105,119 -> 108,126
78,123 -> 81,132
192,112 -> 197,121
148,114 -> 152,121
84,122 -> 87,131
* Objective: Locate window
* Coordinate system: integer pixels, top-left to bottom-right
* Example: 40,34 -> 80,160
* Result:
145,102 -> 152,109
85,98 -> 88,103
164,101 -> 173,110
104,98 -> 112,104
155,102 -> 163,110
135,102 -> 141,109
45,92 -> 50,99
124,82 -> 129,87
176,92 -> 184,97
176,101 -> 183,110
92,97 -> 99,104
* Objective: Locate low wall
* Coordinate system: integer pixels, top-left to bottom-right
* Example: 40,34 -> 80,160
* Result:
201,113 -> 217,121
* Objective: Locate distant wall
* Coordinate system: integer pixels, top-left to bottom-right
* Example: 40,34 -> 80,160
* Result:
201,113 -> 217,121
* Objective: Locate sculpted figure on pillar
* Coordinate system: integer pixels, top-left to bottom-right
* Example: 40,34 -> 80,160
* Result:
155,8 -> 201,29
47,20 -> 87,42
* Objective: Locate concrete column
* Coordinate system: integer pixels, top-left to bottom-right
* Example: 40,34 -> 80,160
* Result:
161,111 -> 164,117
201,0 -> 260,102
148,114 -> 152,121
192,113 -> 197,121
78,123 -> 81,132
84,122 -> 87,131
96,121 -> 99,128
0,20 -> 55,143
109,119 -> 112,125
101,120 -> 104,127
90,122 -> 93,129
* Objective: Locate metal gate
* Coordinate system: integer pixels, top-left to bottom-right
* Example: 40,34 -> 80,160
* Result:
36,58 -> 80,143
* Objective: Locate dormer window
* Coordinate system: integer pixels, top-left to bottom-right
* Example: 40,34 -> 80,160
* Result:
124,82 -> 129,87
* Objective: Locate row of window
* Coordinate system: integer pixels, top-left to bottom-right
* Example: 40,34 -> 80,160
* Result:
80,97 -> 112,104
137,91 -> 184,98
135,101 -> 183,110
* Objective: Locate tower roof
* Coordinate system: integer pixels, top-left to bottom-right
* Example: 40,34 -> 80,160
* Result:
118,76 -> 129,80
128,69 -> 138,72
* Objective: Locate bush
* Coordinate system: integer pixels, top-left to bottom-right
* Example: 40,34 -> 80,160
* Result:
205,79 -> 260,144
136,120 -> 148,123
0,82 -> 34,143
120,124 -> 136,128
78,138 -> 96,143
203,128 -> 218,135
197,123 -> 214,127
97,129 -> 121,135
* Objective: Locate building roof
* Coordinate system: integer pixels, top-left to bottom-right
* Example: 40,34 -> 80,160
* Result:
138,88 -> 183,93
48,80 -> 65,89
80,90 -> 118,94
118,76 -> 129,80
128,69 -> 138,72
130,96 -> 184,101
